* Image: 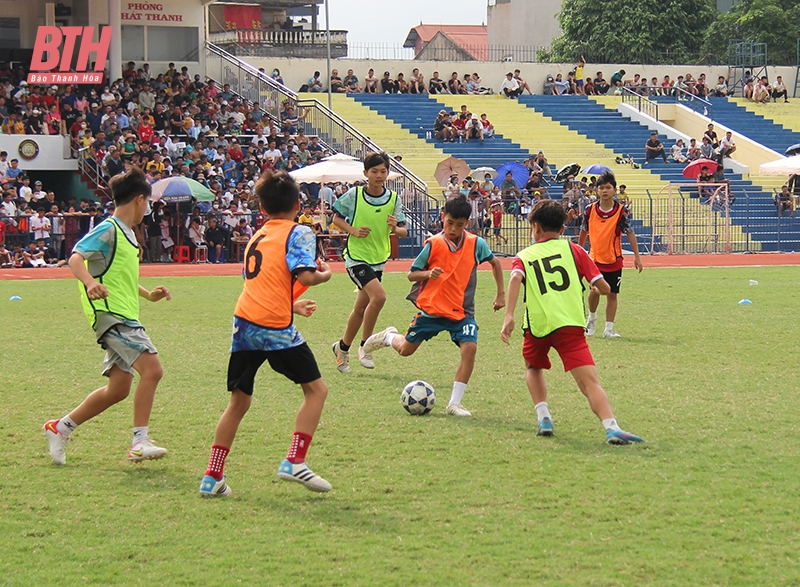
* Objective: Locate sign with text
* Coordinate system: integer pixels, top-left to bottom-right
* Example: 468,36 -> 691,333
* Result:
121,3 -> 184,22
28,26 -> 112,85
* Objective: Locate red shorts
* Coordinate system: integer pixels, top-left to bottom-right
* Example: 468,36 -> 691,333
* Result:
522,326 -> 594,372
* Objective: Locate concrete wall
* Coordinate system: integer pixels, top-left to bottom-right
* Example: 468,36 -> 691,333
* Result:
487,0 -> 561,50
0,135 -> 77,171
239,57 -> 798,99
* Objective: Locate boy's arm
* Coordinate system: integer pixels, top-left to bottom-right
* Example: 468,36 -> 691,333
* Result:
488,256 -> 505,311
626,229 -> 643,272
69,252 -> 108,300
332,214 -> 370,238
139,284 -> 171,302
408,267 -> 442,282
387,214 -> 408,238
296,260 -> 332,286
578,229 -> 589,247
500,272 -> 523,344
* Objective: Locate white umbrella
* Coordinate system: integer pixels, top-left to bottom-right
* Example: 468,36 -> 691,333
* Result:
758,156 -> 800,176
322,153 -> 358,161
289,159 -> 401,183
470,166 -> 498,180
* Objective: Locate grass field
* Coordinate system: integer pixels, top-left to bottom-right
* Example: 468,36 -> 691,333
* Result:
2,267 -> 800,586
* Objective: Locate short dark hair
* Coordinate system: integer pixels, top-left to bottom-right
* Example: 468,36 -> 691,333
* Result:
363,151 -> 390,171
109,166 -> 151,206
443,195 -> 472,220
254,170 -> 299,215
596,171 -> 617,189
529,200 -> 566,232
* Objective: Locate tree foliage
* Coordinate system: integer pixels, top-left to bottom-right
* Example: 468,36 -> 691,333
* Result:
701,0 -> 800,65
550,0 -> 717,64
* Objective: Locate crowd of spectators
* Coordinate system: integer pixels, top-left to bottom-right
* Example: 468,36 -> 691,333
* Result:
0,60 -> 367,267
433,105 -> 495,143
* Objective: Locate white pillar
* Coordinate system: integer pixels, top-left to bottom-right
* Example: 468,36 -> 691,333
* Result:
45,3 -> 56,26
108,0 -> 122,82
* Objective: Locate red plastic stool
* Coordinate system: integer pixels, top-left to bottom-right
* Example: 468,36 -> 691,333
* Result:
174,246 -> 190,264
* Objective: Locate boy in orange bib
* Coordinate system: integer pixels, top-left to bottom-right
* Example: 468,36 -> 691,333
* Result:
578,172 -> 642,338
362,196 -> 505,417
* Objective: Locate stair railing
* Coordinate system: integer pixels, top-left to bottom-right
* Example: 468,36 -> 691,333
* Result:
621,87 -> 659,120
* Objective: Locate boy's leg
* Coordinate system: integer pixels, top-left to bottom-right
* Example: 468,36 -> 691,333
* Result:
601,270 -> 622,337
569,365 -> 642,444
200,389 -> 251,497
278,377 -> 332,493
526,364 -> 554,436
131,351 -> 164,428
44,365 -> 133,465
586,289 -> 600,335
446,341 -> 476,417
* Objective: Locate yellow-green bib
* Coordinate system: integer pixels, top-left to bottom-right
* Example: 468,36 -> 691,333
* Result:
517,238 -> 585,337
80,218 -> 140,329
344,186 -> 397,266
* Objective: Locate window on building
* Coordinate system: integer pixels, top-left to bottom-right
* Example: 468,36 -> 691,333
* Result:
121,25 -> 145,61
0,18 -> 21,49
147,27 -> 199,62
120,26 -> 199,62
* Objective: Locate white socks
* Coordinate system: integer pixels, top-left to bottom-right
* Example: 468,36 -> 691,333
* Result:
588,311 -> 598,321
605,321 -> 614,332
132,426 -> 149,446
56,416 -> 78,437
534,402 -> 551,422
602,418 -> 621,432
386,332 -> 402,347
449,382 -> 467,406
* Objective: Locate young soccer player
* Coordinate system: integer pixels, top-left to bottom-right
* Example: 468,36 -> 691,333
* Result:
362,196 -> 505,417
199,171 -> 334,497
331,151 -> 408,372
578,172 -> 642,338
500,200 -> 643,444
43,167 -> 172,465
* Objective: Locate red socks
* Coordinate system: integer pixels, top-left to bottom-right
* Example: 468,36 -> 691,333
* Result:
205,445 -> 230,480
286,432 -> 312,464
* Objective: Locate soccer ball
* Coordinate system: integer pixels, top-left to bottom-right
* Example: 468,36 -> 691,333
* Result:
401,381 -> 436,415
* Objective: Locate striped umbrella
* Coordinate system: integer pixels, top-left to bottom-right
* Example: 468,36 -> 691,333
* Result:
150,176 -> 215,203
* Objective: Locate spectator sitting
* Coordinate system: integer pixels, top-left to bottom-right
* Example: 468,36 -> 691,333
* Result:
644,132 -> 668,165
396,73 -> 409,94
330,69 -> 345,93
500,171 -> 521,206
444,175 -> 460,199
553,74 -> 570,96
306,71 -> 324,93
543,75 -> 556,95
753,77 -> 771,103
594,72 -> 610,95
409,69 -> 428,94
271,68 -> 284,86
772,76 -> 788,103
697,166 -> 714,199
451,113 -> 467,140
714,76 -> 730,97
670,139 -> 688,163
233,217 -> 253,240
719,131 -> 736,158
513,70 -> 533,95
466,73 -> 489,95
700,137 -> 715,160
448,72 -> 465,95
500,72 -> 522,98
465,114 -> 484,143
480,113 -> 494,139
380,71 -> 397,94
584,77 -> 596,95
364,69 -> 378,94
610,69 -> 626,88
343,69 -> 362,93
775,185 -> 794,217
429,71 -> 446,94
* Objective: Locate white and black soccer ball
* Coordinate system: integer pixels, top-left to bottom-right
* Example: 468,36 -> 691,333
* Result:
401,381 -> 436,415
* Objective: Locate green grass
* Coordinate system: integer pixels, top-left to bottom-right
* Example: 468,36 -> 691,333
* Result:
2,267 -> 800,586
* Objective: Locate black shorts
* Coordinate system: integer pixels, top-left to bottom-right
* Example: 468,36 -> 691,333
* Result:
346,263 -> 383,289
601,269 -> 622,294
227,343 -> 321,395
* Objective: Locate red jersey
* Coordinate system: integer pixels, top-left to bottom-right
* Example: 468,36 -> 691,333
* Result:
491,208 -> 503,227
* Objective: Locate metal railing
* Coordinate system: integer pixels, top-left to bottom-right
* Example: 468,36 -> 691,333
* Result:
621,87 -> 659,120
204,41 -> 436,248
209,28 -> 348,59
346,43 -> 551,63
71,143 -> 110,200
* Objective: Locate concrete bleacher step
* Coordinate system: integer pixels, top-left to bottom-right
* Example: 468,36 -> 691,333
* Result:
706,98 -> 800,155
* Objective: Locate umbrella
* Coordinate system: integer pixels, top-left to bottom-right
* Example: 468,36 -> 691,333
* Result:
758,157 -> 800,176
581,164 -> 612,175
492,162 -> 528,189
555,163 -> 581,183
682,158 -> 719,179
289,160 -> 401,184
434,156 -> 471,186
322,153 -> 358,161
785,144 -> 800,156
150,176 -> 215,203
470,166 -> 498,180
